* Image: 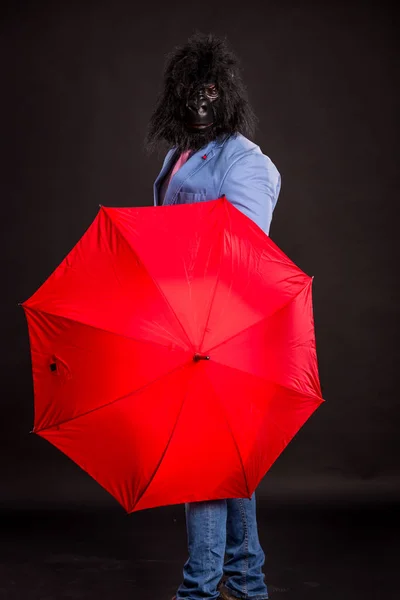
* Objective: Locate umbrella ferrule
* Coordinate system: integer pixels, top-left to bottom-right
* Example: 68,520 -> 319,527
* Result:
193,353 -> 210,362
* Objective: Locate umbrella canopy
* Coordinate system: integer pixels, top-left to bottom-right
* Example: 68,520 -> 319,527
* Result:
21,197 -> 324,512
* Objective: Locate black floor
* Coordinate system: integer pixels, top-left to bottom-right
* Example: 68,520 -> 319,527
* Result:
0,498 -> 397,600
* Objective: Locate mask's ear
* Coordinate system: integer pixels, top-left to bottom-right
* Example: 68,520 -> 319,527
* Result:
176,82 -> 185,98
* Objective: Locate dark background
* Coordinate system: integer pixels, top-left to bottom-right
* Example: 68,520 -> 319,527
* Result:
0,1 -> 398,598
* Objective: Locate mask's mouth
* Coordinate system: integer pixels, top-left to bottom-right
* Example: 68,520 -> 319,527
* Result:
186,122 -> 213,130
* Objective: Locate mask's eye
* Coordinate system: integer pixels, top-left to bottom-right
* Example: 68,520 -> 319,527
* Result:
205,84 -> 219,100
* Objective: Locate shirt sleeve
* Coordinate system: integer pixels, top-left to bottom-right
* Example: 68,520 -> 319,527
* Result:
219,151 -> 281,235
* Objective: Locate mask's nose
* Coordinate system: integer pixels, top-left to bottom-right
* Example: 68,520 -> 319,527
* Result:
185,92 -> 213,127
187,94 -> 209,116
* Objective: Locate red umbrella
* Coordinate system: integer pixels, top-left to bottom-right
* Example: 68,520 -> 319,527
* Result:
21,197 -> 324,512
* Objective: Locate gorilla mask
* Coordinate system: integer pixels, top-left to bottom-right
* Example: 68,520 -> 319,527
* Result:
145,32 -> 257,154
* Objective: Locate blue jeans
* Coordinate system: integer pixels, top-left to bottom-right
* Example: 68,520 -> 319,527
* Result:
176,492 -> 268,600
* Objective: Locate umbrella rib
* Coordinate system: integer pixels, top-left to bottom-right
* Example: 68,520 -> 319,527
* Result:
33,360 -> 192,434
132,364 -> 192,510
198,205 -> 227,352
203,279 -> 313,356
206,372 -> 250,497
24,306 -> 185,352
104,209 -> 194,352
208,359 -> 324,404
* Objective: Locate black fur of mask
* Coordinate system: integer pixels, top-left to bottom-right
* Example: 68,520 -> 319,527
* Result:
145,31 -> 258,154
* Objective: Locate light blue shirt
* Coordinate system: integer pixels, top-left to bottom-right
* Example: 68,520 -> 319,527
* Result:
153,133 -> 281,235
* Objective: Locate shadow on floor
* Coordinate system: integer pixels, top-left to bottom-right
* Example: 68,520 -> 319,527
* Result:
0,497 -> 397,600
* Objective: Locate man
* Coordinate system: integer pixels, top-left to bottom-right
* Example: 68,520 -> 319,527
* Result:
145,31 -> 280,600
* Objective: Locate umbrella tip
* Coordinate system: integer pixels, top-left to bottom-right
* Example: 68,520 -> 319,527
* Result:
193,353 -> 210,362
